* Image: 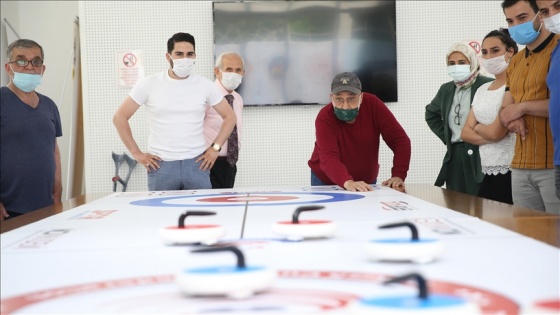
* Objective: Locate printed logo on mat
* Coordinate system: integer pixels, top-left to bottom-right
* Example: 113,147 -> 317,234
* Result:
381,201 -> 416,211
70,210 -> 118,220
412,218 -> 470,235
115,191 -> 198,197
12,229 -> 72,249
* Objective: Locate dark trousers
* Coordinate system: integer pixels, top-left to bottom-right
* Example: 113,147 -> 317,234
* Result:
478,171 -> 513,204
5,210 -> 25,220
210,157 -> 237,189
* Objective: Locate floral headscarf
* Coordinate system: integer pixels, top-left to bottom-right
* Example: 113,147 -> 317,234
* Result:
446,42 -> 480,88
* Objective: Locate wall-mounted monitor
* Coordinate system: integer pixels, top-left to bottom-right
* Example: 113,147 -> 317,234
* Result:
213,1 -> 397,106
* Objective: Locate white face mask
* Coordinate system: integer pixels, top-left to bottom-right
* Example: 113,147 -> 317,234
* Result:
481,54 -> 509,75
220,70 -> 243,91
447,65 -> 471,82
171,57 -> 195,78
543,12 -> 560,34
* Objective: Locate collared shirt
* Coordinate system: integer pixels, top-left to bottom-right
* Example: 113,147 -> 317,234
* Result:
506,33 -> 559,169
203,80 -> 243,156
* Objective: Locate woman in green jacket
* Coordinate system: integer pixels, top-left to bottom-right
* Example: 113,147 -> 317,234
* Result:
425,41 -> 494,196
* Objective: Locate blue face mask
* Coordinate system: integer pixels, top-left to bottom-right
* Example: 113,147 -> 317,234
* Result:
11,66 -> 43,92
509,14 -> 542,45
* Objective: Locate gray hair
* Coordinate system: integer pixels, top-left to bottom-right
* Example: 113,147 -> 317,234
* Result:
6,39 -> 44,61
215,52 -> 244,70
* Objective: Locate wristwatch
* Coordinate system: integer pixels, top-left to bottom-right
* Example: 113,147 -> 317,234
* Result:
210,142 -> 221,152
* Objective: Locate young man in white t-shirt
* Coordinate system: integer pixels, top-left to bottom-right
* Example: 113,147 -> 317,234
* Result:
113,32 -> 236,191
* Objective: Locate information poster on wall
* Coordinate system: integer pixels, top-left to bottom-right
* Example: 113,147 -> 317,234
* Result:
117,51 -> 144,88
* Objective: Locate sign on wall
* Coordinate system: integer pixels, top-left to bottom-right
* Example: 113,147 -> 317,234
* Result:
117,51 -> 144,88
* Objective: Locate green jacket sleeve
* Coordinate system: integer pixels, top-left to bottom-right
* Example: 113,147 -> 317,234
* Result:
425,85 -> 447,144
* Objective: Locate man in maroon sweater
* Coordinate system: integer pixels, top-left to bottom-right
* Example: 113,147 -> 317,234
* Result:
308,72 -> 411,192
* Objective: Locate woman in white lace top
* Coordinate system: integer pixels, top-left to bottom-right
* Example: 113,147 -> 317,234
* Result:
461,29 -> 518,204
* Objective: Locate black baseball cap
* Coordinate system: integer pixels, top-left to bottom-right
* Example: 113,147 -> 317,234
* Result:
331,72 -> 362,94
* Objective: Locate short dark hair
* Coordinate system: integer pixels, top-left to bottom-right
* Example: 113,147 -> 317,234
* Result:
6,39 -> 44,60
501,0 -> 539,13
483,28 -> 519,54
167,32 -> 195,54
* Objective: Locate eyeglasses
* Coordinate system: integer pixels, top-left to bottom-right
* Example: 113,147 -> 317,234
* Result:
9,59 -> 44,67
454,103 -> 461,126
333,95 -> 360,108
453,89 -> 467,126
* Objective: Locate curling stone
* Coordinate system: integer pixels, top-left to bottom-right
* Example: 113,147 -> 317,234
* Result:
352,273 -> 480,314
160,211 -> 226,245
176,246 -> 276,299
365,222 -> 443,263
272,205 -> 336,241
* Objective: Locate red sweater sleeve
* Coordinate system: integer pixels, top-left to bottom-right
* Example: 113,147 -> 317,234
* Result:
374,98 -> 411,180
314,107 -> 354,186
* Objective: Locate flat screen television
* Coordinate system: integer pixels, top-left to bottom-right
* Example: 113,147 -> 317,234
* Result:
213,1 -> 397,106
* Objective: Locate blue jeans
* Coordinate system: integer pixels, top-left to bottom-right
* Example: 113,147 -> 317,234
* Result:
147,157 -> 211,191
311,171 -> 327,186
310,171 -> 376,186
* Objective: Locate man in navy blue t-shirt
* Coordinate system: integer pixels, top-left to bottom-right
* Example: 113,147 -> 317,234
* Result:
1,39 -> 63,220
